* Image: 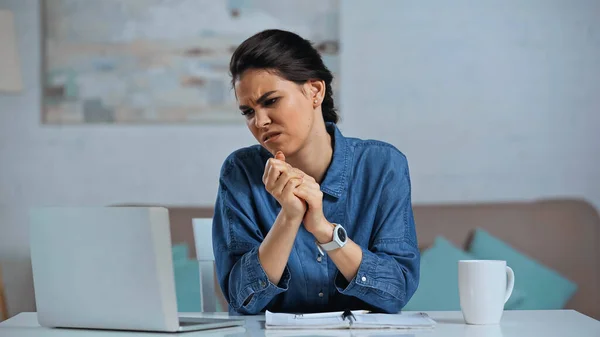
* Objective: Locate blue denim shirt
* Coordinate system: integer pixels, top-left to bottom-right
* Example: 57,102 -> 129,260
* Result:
212,122 -> 420,315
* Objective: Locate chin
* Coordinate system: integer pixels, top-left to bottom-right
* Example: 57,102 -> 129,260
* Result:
261,144 -> 281,155
264,144 -> 298,157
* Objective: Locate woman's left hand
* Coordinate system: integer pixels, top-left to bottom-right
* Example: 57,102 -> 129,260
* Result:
292,173 -> 334,243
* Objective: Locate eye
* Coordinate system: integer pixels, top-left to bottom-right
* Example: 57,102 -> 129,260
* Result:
264,97 -> 279,106
241,109 -> 254,117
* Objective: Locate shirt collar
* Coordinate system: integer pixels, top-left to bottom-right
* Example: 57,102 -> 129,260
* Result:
320,122 -> 350,198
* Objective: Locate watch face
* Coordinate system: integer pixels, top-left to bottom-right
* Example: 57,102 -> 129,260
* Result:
337,227 -> 347,242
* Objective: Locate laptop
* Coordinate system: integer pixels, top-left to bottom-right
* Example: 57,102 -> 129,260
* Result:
29,206 -> 245,333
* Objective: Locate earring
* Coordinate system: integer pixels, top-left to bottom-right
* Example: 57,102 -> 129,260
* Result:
314,99 -> 318,104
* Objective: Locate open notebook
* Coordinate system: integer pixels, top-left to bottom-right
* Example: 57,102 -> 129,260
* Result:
265,310 -> 436,330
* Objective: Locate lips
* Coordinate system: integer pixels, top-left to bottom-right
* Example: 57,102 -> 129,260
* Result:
263,132 -> 281,143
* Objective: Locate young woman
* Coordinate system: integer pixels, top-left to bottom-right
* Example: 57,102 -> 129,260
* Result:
212,29 -> 420,315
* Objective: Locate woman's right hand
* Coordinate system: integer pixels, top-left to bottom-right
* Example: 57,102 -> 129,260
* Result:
263,151 -> 307,221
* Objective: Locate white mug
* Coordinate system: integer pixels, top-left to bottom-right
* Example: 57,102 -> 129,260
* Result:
458,260 -> 515,325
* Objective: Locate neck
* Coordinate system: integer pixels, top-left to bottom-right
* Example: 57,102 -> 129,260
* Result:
287,122 -> 333,184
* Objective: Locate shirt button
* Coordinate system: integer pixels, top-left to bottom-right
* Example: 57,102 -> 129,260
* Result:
260,280 -> 267,288
317,256 -> 322,262
361,276 -> 367,282
318,292 -> 324,298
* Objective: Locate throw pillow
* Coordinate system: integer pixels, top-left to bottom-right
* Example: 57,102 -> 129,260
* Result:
404,236 -> 474,311
404,236 -> 525,311
468,228 -> 577,309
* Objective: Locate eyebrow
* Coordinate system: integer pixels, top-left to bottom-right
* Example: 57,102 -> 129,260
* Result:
239,91 -> 277,110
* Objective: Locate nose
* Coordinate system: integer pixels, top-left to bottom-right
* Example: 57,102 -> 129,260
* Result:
254,109 -> 271,128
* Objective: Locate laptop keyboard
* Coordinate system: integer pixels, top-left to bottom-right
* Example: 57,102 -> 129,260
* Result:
179,320 -> 202,327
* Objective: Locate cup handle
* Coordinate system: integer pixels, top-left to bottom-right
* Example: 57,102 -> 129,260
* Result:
504,266 -> 515,304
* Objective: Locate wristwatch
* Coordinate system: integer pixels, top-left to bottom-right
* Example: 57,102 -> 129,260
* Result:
316,223 -> 347,255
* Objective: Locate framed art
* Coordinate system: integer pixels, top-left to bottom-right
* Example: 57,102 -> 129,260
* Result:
42,0 -> 339,125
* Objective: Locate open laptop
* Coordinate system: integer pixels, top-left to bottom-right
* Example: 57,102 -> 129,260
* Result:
29,206 -> 245,333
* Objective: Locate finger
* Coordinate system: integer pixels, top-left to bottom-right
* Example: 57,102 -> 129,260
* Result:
298,179 -> 320,193
291,167 -> 305,177
282,177 -> 303,198
275,151 -> 285,162
303,173 -> 316,183
294,182 -> 323,205
263,161 -> 270,185
263,158 -> 275,184
264,159 -> 289,185
273,170 -> 304,196
272,158 -> 305,180
266,162 -> 301,193
265,161 -> 285,191
263,158 -> 282,185
291,168 -> 306,180
293,183 -> 310,201
263,157 -> 287,184
291,167 -> 313,182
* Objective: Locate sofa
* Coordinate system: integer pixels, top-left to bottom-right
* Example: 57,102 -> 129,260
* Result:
147,198 -> 599,319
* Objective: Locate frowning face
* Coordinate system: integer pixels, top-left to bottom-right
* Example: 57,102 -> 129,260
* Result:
234,69 -> 322,157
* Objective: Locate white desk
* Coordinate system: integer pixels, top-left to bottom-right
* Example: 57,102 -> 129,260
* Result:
0,310 -> 599,337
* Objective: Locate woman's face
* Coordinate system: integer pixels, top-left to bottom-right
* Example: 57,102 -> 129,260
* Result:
235,69 -> 323,156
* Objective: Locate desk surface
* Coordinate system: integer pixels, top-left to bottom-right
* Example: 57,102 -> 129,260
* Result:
1,310 -> 599,337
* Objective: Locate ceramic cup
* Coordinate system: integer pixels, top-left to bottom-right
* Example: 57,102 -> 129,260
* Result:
458,260 -> 515,325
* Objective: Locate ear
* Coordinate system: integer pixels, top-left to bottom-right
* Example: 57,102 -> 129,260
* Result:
306,79 -> 326,106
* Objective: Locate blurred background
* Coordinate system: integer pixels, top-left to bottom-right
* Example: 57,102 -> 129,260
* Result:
0,0 -> 599,320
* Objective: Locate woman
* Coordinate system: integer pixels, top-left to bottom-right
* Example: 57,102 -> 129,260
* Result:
212,29 -> 420,315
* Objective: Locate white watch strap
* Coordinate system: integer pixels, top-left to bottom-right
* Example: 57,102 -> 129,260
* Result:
316,224 -> 346,255
320,240 -> 341,251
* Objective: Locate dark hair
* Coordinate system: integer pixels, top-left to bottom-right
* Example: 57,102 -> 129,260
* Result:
229,29 -> 339,124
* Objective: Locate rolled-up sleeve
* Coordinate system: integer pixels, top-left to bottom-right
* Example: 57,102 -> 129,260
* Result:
212,154 -> 291,314
334,151 -> 420,313
223,245 -> 291,314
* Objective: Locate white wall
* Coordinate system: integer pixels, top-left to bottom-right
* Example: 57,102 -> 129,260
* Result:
341,0 -> 600,205
1,0 -> 599,315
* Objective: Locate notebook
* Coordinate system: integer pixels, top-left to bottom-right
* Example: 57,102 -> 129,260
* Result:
265,310 -> 436,330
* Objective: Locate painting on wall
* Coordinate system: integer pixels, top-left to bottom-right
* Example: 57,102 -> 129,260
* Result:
0,10 -> 23,93
42,0 -> 340,124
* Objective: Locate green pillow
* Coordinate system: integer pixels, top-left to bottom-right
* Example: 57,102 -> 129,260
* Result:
468,228 -> 577,309
172,243 -> 189,262
172,244 -> 202,312
403,236 -> 472,311
173,259 -> 202,312
404,236 -> 525,311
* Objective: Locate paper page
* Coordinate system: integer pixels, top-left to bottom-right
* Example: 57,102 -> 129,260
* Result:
0,10 -> 23,92
351,312 -> 436,329
265,329 -> 353,337
265,311 -> 350,329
